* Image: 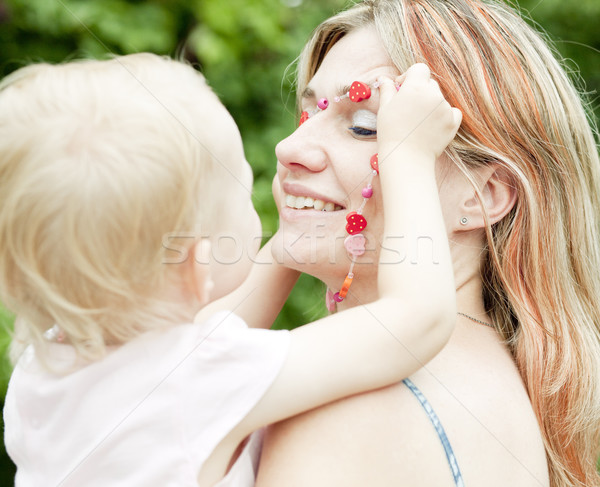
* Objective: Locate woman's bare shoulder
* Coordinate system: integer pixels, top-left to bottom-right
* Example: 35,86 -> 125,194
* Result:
256,380 -> 438,486
256,326 -> 549,487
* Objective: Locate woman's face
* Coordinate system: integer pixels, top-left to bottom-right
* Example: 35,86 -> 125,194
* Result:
273,26 -> 460,291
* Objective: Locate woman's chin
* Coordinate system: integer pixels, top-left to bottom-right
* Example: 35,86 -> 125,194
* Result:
272,207 -> 381,278
270,226 -> 346,277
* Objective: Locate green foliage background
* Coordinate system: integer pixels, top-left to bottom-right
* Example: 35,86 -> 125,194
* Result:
0,0 -> 598,481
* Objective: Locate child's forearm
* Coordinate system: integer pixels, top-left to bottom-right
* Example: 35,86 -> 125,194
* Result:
229,238 -> 300,328
194,238 -> 299,328
377,147 -> 455,324
366,70 -> 459,360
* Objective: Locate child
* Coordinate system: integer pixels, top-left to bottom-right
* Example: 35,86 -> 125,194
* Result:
0,54 -> 460,486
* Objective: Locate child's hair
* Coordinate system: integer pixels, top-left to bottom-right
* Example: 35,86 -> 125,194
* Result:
0,53 -> 235,365
297,0 -> 600,485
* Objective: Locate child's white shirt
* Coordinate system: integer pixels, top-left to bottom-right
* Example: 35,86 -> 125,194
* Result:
3,311 -> 290,486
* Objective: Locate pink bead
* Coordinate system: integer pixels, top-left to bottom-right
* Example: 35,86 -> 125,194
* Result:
317,98 -> 329,110
344,234 -> 366,256
361,186 -> 373,198
333,292 -> 344,303
326,289 -> 336,312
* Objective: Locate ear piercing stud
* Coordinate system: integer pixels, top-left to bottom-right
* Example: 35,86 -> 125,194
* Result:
460,217 -> 468,225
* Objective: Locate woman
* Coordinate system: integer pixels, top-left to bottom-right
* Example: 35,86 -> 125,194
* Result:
260,0 -> 600,486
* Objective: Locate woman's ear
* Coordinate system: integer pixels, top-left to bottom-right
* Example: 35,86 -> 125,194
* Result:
190,238 -> 214,306
459,164 -> 517,230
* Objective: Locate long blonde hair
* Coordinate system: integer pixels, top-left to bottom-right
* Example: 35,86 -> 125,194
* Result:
0,54 -> 231,366
297,1 -> 600,485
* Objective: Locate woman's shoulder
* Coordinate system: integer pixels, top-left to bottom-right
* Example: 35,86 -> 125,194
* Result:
256,325 -> 549,487
409,325 -> 549,484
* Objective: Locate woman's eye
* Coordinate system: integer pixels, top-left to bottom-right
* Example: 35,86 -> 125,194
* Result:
349,126 -> 377,137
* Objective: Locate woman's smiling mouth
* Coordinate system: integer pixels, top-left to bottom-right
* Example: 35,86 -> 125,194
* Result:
284,193 -> 344,211
281,182 -> 346,212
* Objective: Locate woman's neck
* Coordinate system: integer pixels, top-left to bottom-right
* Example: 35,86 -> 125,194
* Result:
451,236 -> 489,320
331,236 -> 487,319
333,273 -> 379,312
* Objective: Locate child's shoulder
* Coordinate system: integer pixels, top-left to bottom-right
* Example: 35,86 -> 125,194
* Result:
118,310 -> 291,383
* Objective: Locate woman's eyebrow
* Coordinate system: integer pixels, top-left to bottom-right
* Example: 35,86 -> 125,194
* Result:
301,87 -> 315,99
337,84 -> 351,97
302,82 -> 375,99
301,84 -> 352,99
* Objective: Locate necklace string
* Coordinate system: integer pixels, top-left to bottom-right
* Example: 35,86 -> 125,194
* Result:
457,312 -> 494,328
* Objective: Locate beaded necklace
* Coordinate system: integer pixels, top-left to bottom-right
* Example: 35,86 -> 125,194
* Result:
325,154 -> 378,312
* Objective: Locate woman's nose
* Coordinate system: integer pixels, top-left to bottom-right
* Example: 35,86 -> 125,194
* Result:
275,119 -> 328,173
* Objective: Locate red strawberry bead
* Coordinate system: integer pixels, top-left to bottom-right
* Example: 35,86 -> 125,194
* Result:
370,153 -> 379,174
349,81 -> 371,102
345,211 -> 368,235
299,111 -> 309,126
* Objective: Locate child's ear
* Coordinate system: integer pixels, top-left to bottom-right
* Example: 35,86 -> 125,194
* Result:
458,164 -> 517,230
191,238 -> 214,306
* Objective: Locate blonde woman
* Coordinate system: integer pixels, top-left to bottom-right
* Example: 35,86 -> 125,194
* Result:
259,0 -> 600,486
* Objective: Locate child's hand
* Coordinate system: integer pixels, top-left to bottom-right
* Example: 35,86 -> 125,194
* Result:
377,64 -> 462,162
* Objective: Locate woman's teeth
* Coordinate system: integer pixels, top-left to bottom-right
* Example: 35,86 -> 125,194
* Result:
285,194 -> 342,211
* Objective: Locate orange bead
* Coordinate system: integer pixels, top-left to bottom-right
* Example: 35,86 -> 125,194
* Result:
338,275 -> 354,298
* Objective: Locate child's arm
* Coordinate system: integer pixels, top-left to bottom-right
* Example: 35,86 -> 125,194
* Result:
194,237 -> 300,329
230,63 -> 461,437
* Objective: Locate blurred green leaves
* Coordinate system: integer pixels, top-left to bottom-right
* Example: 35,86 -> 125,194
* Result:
0,306 -> 13,398
517,0 -> 600,124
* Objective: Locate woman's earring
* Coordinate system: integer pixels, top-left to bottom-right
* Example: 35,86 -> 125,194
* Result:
460,217 -> 468,225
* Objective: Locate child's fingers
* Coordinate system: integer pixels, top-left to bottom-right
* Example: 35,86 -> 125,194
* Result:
394,73 -> 407,90
377,76 -> 397,108
403,63 -> 431,85
429,78 -> 441,93
451,107 -> 463,131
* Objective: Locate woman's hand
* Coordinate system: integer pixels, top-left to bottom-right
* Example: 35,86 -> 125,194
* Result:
377,64 -> 462,163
